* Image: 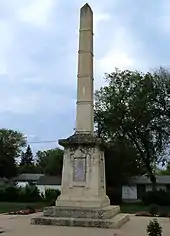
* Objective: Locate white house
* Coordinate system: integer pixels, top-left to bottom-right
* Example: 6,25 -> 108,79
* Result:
122,175 -> 170,201
11,174 -> 61,194
36,175 -> 61,195
12,173 -> 44,187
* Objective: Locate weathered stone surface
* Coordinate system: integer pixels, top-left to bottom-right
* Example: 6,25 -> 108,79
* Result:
30,3 -> 130,229
56,143 -> 110,208
43,205 -> 120,219
30,213 -> 130,229
58,133 -> 105,148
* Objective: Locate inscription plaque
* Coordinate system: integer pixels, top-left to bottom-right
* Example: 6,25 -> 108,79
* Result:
73,158 -> 86,181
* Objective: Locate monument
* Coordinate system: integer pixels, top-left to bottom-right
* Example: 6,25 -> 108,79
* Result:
31,3 -> 129,228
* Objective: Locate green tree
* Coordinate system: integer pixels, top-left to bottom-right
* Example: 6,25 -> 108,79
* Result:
36,148 -> 63,176
20,145 -> 33,165
105,136 -> 145,187
0,129 -> 26,178
95,68 -> 170,190
19,145 -> 37,173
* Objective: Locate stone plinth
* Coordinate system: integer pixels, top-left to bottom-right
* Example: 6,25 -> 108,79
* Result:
56,133 -> 109,209
31,133 -> 130,228
31,205 -> 129,229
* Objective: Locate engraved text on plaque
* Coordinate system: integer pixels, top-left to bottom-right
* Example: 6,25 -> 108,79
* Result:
73,158 -> 86,181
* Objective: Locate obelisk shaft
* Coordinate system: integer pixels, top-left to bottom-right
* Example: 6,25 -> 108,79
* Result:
76,4 -> 94,134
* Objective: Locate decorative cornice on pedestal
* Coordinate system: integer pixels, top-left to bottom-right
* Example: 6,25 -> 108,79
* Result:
58,133 -> 105,149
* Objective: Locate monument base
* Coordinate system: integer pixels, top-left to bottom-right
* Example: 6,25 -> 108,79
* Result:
30,205 -> 129,229
31,133 -> 129,228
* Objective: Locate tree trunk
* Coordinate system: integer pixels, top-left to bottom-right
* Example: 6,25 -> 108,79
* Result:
146,162 -> 157,192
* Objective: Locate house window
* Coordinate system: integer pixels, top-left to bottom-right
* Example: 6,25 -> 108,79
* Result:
137,184 -> 146,199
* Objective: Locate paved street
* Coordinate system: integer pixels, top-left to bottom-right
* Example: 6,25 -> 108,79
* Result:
0,213 -> 169,236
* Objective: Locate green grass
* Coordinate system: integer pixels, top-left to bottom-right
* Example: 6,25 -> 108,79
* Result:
0,202 -> 46,213
120,203 -> 170,214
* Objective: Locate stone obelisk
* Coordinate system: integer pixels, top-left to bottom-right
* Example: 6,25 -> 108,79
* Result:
31,4 -> 129,228
56,3 -> 110,208
76,3 -> 94,134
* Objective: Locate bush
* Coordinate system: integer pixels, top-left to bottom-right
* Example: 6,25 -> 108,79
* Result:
44,189 -> 61,206
142,190 -> 170,206
107,187 -> 122,205
20,184 -> 42,202
147,219 -> 162,236
0,189 -> 6,201
0,184 -> 43,202
149,204 -> 159,216
5,186 -> 20,202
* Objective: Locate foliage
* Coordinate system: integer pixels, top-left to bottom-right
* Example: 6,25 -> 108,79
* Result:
0,129 -> 26,157
44,189 -> 61,206
142,190 -> 170,206
149,204 -> 159,216
19,145 -> 38,174
107,186 -> 122,205
36,148 -> 63,176
147,219 -> 162,236
157,161 -> 170,175
95,67 -> 170,190
104,137 -> 145,187
0,184 -> 42,202
20,145 -> 34,165
0,129 -> 26,178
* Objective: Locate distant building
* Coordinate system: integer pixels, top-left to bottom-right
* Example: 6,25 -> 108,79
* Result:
12,173 -> 44,187
11,173 -> 61,194
122,175 -> 170,201
36,175 -> 61,194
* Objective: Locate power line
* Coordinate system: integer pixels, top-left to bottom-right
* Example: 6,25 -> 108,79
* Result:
27,140 -> 57,144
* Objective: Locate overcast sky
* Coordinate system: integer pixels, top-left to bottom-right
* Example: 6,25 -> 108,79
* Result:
0,0 -> 170,153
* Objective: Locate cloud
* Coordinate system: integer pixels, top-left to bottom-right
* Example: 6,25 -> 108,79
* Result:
0,0 -> 169,152
17,0 -> 56,27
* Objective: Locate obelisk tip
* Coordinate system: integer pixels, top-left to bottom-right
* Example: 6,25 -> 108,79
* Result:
81,3 -> 92,13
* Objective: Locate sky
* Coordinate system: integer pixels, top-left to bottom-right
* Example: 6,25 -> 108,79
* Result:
0,0 -> 170,154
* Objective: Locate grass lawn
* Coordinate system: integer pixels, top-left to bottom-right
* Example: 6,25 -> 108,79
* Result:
0,202 -> 46,213
120,203 -> 170,214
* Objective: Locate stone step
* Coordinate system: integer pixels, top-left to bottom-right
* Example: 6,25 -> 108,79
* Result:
30,213 -> 130,229
43,205 -> 120,219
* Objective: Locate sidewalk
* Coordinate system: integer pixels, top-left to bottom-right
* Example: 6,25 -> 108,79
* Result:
0,213 -> 169,236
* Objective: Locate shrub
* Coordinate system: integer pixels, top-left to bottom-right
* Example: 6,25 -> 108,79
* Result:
149,204 -> 159,216
45,189 -> 61,206
107,187 -> 122,205
142,190 -> 170,206
21,184 -> 42,202
0,184 -> 43,202
147,219 -> 162,236
0,189 -> 6,201
4,186 -> 20,202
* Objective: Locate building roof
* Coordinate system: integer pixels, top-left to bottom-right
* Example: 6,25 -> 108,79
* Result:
37,176 -> 61,185
130,175 -> 170,184
12,173 -> 44,182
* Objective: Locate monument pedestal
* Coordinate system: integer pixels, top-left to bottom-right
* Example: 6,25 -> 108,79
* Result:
31,134 -> 129,228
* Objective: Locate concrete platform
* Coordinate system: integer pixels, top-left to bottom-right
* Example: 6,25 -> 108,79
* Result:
30,205 -> 129,229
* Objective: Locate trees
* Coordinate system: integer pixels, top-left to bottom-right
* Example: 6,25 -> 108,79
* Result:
95,68 -> 170,190
19,145 -> 37,173
20,145 -> 34,165
0,129 -> 26,178
36,148 -> 63,176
